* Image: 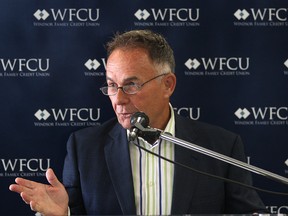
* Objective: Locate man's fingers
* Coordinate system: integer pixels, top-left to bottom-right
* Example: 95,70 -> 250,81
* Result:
30,200 -> 39,212
10,169 -> 62,192
9,177 -> 39,195
15,177 -> 35,189
9,184 -> 27,194
9,184 -> 20,193
20,192 -> 32,204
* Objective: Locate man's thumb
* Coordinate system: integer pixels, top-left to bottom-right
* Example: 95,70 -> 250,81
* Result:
46,168 -> 61,187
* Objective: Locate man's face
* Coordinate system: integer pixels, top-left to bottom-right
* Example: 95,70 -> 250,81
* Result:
105,48 -> 174,130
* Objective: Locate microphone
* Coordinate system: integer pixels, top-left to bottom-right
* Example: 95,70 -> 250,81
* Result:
129,112 -> 149,141
128,115 -> 288,189
129,112 -> 162,144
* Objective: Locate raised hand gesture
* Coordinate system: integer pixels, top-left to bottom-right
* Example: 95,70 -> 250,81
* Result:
9,168 -> 69,216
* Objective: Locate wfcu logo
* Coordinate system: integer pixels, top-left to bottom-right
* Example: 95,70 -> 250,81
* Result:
34,108 -> 101,127
33,8 -> 101,27
84,58 -> 106,77
173,107 -> 201,120
234,107 -> 288,126
0,158 -> 50,178
134,8 -> 200,27
0,58 -> 50,78
233,8 -> 288,27
184,57 -> 250,76
267,205 -> 288,214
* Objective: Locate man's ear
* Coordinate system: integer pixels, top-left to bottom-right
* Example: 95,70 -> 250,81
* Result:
163,73 -> 176,98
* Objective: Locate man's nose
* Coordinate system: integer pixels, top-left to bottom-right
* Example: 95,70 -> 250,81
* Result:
114,88 -> 129,104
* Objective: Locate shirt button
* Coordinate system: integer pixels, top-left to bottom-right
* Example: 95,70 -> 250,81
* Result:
149,181 -> 154,187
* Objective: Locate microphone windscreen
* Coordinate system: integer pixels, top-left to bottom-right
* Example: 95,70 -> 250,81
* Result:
130,112 -> 149,128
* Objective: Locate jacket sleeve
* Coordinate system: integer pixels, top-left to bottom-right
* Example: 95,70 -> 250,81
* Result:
62,132 -> 87,215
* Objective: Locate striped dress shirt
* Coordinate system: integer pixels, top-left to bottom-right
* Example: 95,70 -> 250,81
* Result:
129,106 -> 175,215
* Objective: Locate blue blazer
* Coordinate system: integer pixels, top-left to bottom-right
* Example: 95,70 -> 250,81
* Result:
62,114 -> 266,214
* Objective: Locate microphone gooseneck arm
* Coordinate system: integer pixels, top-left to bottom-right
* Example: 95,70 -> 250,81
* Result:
129,112 -> 288,186
159,132 -> 288,185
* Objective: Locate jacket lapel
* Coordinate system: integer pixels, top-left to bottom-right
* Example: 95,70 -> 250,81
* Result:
103,115 -> 201,214
171,114 -> 200,214
104,123 -> 136,215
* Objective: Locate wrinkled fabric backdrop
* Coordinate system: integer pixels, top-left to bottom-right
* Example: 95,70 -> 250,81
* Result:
0,0 -> 287,214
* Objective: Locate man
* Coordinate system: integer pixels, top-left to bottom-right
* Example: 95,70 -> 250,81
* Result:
9,29 -> 267,215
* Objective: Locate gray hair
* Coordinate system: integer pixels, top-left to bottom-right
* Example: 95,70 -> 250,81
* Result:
106,29 -> 175,73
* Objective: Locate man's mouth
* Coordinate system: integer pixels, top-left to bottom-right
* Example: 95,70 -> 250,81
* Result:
118,113 -> 133,119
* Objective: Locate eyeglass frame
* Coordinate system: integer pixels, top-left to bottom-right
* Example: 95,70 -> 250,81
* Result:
100,73 -> 169,96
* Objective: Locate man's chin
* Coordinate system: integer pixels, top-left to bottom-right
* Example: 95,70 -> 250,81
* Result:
118,119 -> 131,129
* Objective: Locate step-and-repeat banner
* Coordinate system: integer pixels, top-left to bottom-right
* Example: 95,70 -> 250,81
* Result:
1,0 -> 287,214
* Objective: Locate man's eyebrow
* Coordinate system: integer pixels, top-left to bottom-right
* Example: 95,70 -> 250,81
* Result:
106,76 -> 140,83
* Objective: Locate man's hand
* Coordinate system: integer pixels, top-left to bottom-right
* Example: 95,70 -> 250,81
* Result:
9,168 -> 69,216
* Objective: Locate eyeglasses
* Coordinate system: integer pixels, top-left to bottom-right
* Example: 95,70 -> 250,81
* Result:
100,73 -> 168,96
